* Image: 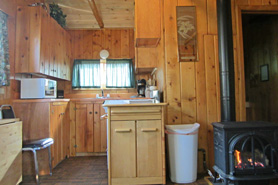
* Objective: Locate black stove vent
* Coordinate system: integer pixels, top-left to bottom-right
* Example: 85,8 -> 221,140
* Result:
217,0 -> 236,122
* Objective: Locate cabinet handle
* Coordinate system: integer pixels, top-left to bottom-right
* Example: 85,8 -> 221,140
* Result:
111,110 -> 161,114
89,112 -> 93,114
141,128 -> 158,132
115,129 -> 131,133
101,114 -> 108,120
95,111 -> 98,114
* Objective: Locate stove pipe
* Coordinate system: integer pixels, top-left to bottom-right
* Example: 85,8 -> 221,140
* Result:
217,0 -> 236,122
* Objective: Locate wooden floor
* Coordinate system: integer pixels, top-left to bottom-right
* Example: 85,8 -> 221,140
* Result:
20,156 -> 278,185
20,156 -> 209,185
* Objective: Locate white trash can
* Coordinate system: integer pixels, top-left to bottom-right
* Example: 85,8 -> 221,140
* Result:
165,123 -> 200,183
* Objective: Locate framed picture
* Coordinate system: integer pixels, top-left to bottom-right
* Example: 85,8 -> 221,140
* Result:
260,64 -> 269,82
176,6 -> 198,62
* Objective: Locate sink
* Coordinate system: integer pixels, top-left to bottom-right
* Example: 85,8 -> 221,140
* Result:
128,99 -> 155,104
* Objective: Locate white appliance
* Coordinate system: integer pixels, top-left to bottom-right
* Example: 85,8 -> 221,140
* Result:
20,78 -> 57,99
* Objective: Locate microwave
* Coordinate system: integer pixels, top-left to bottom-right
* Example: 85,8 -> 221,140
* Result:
20,78 -> 57,99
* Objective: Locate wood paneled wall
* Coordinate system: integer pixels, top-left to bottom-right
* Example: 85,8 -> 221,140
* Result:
163,0 -> 220,171
0,0 -> 43,105
162,0 -> 278,171
61,29 -> 138,98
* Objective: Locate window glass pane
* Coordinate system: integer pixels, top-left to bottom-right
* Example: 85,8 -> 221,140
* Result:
72,60 -> 100,88
106,59 -> 135,88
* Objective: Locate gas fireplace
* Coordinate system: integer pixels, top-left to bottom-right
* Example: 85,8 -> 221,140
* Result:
212,121 -> 278,184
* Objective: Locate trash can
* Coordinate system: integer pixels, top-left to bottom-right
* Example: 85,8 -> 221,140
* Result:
165,123 -> 200,183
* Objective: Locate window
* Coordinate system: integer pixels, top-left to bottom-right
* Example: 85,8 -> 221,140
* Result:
72,59 -> 135,89
72,60 -> 100,88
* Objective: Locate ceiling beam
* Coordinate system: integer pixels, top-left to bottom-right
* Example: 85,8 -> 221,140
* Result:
87,0 -> 104,28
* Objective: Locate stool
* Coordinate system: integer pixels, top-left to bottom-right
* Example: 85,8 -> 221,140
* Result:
22,138 -> 54,184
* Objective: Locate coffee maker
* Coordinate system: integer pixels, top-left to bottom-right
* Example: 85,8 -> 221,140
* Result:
137,79 -> 146,97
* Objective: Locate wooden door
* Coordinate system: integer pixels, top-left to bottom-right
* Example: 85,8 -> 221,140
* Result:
62,104 -> 70,158
50,104 -> 61,167
135,0 -> 161,47
58,104 -> 67,161
93,103 -> 107,152
93,104 -> 101,152
49,17 -> 55,77
50,103 -> 68,167
136,120 -> 162,177
111,121 -> 136,178
75,103 -> 94,153
100,105 -> 107,152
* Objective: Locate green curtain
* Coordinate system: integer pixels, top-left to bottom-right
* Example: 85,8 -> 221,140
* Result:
72,59 -> 100,88
106,59 -> 135,88
0,11 -> 10,87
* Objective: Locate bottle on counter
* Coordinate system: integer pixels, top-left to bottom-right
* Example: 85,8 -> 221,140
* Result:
145,86 -> 151,98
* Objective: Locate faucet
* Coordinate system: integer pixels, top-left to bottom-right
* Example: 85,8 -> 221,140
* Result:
102,89 -> 104,97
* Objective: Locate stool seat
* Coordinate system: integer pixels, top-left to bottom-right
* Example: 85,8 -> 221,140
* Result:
22,138 -> 54,185
23,138 -> 54,150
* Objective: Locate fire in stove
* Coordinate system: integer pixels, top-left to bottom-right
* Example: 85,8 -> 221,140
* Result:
234,149 -> 269,169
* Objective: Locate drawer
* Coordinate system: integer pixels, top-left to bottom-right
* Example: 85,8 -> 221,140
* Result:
110,106 -> 162,121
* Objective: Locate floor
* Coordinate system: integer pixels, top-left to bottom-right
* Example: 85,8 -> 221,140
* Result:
20,156 -> 209,185
20,156 -> 278,185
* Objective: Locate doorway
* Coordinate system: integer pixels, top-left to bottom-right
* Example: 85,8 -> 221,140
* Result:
242,14 -> 278,122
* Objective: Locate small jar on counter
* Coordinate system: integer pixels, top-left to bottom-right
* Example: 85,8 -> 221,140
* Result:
145,87 -> 151,98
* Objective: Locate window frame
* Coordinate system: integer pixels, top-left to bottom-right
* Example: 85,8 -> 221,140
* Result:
72,58 -> 135,90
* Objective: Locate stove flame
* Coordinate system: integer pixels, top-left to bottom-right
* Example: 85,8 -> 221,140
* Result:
234,150 -> 265,169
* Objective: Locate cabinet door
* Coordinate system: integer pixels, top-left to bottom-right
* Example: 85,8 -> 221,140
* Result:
135,0 -> 161,47
111,121 -> 136,178
62,104 -> 70,158
136,120 -> 162,177
100,106 -> 107,152
93,104 -> 107,152
59,104 -> 67,161
50,104 -> 61,167
75,103 -> 94,153
40,8 -> 50,75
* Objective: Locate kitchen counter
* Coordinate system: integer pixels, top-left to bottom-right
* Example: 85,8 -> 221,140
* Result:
12,97 -> 148,103
13,99 -> 70,103
105,100 -> 167,185
70,97 -> 149,102
0,118 -> 20,125
103,99 -> 167,107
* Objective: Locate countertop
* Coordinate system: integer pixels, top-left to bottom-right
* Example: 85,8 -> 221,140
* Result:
103,99 -> 168,107
103,103 -> 168,107
0,118 -> 20,125
12,97 -> 149,103
13,99 -> 70,103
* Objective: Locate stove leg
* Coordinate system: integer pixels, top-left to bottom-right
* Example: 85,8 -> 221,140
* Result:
223,178 -> 229,185
213,171 -> 218,183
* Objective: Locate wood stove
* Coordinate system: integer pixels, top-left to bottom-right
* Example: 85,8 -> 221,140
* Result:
212,121 -> 278,184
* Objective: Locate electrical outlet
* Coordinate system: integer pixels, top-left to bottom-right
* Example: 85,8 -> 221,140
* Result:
0,87 -> 5,94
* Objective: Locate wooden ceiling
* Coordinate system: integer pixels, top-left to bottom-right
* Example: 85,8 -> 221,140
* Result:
45,0 -> 135,29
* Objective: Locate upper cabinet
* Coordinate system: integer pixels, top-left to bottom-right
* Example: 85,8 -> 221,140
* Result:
15,6 -> 71,81
135,0 -> 161,48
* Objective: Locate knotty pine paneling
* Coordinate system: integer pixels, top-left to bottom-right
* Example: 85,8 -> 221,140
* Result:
0,0 -> 41,105
164,0 -> 219,171
163,0 -> 278,171
62,29 -> 137,98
